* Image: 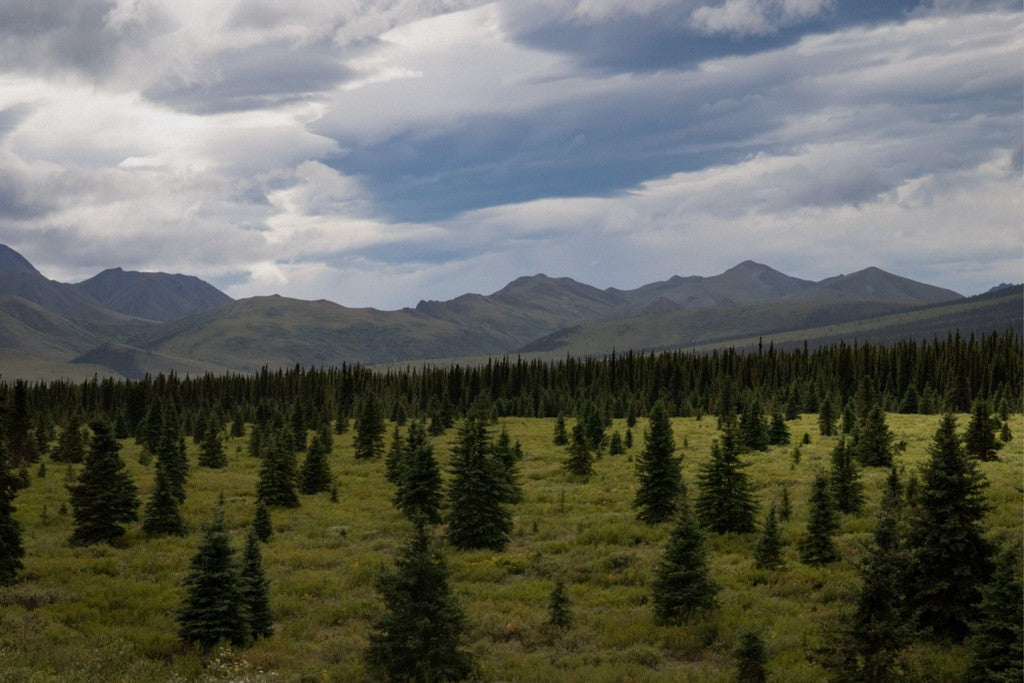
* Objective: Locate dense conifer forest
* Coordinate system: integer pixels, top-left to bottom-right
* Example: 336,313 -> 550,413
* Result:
0,330 -> 1020,680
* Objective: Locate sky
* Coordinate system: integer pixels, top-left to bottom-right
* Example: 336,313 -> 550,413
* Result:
0,0 -> 1021,310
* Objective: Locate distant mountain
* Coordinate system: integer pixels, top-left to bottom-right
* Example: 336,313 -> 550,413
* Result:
75,267 -> 233,322
2,241 -> 1005,381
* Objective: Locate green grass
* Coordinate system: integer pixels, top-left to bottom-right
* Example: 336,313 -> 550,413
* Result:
2,414 -> 1021,681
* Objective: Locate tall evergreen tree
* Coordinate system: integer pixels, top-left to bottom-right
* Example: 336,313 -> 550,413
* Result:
6,380 -> 37,465
581,403 -> 607,453
823,467 -> 911,682
384,425 -> 406,486
353,394 -> 386,460
963,399 -> 1002,461
735,632 -> 768,683
257,431 -> 299,508
633,402 -> 683,524
738,396 -> 769,452
546,579 -> 572,630
767,410 -> 790,446
239,528 -> 273,641
965,542 -> 1023,683
155,416 -> 189,503
851,404 -> 895,467
446,417 -> 511,551
652,501 -> 718,625
552,414 -> 568,446
51,411 -> 86,464
252,500 -> 273,543
394,422 -> 443,524
818,392 -> 837,437
798,473 -> 839,565
0,432 -> 24,585
564,423 -> 594,479
67,420 -> 139,546
197,419 -> 227,468
695,425 -> 757,534
491,426 -> 523,505
142,461 -> 186,538
298,432 -> 333,495
177,508 -> 249,649
364,523 -> 475,682
754,504 -> 783,570
829,438 -> 864,515
904,414 -> 992,641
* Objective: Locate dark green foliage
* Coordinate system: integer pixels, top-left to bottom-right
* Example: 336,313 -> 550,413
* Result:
51,412 -> 86,464
779,485 -> 791,521
696,425 -> 757,534
239,529 -> 273,641
298,433 -> 333,495
905,414 -> 993,641
552,414 -> 568,446
0,432 -> 24,585
253,500 -> 272,542
652,502 -> 718,625
735,632 -> 768,683
395,422 -> 443,524
155,419 -> 188,503
801,432 -> 811,445
798,473 -> 839,565
289,400 -> 307,452
608,431 -> 624,455
446,417 -> 511,551
257,431 -> 299,508
564,424 -> 594,479
754,504 -> 783,570
230,412 -> 246,438
851,405 -> 894,467
177,509 -> 249,649
6,380 -> 37,465
547,579 -> 572,629
768,410 -> 790,446
67,420 -> 139,546
364,524 -> 475,682
964,399 -> 1002,461
142,462 -> 186,538
829,438 -> 864,515
999,421 -> 1012,443
197,420 -> 227,468
384,425 -> 405,486
823,467 -> 912,682
966,542 -> 1023,683
738,396 -> 769,452
624,428 -> 633,450
581,403 -> 607,453
491,426 -> 523,505
818,392 -> 837,436
633,402 -> 683,524
353,394 -> 385,460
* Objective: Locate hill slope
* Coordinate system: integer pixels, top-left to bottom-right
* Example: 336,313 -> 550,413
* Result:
75,268 -> 233,321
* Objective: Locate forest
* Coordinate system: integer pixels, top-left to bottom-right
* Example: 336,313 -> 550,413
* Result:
0,330 -> 1021,681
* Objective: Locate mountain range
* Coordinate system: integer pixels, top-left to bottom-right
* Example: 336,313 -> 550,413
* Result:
0,243 -> 1019,380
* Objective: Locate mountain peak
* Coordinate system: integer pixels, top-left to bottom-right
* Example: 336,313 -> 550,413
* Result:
0,244 -> 43,277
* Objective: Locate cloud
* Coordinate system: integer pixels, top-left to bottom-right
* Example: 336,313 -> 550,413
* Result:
689,0 -> 834,37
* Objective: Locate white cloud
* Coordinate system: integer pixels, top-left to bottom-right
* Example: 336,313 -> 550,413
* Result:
690,0 -> 833,36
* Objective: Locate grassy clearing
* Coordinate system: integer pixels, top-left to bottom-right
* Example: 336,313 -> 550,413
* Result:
1,413 -> 1021,681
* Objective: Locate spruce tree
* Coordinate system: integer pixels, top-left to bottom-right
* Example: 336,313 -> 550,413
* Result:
633,402 -> 683,524
6,380 -> 37,465
394,422 -> 443,524
257,431 -> 299,508
582,403 -> 607,453
384,424 -> 406,486
735,632 -> 768,683
798,473 -> 839,565
754,504 -> 783,570
904,414 -> 992,641
197,420 -> 227,468
177,508 -> 249,649
552,415 -> 568,446
298,433 -> 333,495
155,417 -> 189,503
142,462 -> 186,538
239,528 -> 273,641
825,467 -> 911,682
564,423 -> 594,479
353,394 -> 385,460
767,410 -> 790,446
608,431 -> 625,455
738,396 -> 769,452
0,432 -> 24,585
851,404 -> 894,467
652,501 -> 718,625
695,425 -> 757,534
364,523 -> 475,682
491,426 -> 523,505
963,399 -> 1001,461
68,420 -> 139,546
965,542 -> 1023,682
779,485 -> 792,521
446,417 -> 511,551
51,412 -> 86,464
828,438 -> 864,515
252,500 -> 273,542
547,579 -> 572,629
818,392 -> 837,436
